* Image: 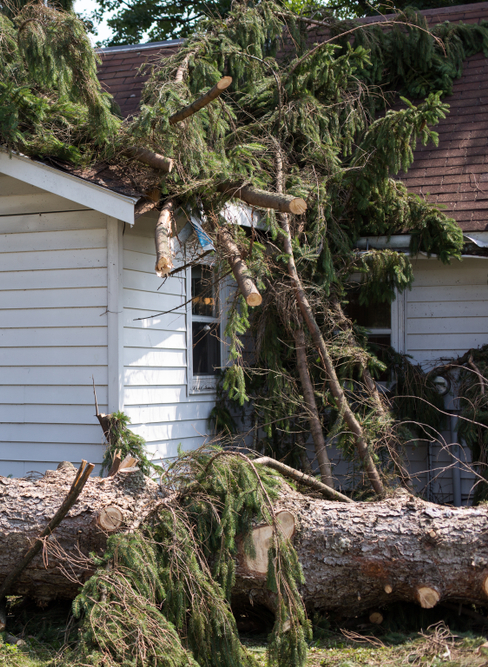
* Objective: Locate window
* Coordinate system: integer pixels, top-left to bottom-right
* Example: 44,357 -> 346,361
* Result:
345,290 -> 392,347
188,265 -> 222,393
345,290 -> 392,381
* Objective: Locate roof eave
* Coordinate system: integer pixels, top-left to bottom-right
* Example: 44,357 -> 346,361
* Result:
0,151 -> 138,224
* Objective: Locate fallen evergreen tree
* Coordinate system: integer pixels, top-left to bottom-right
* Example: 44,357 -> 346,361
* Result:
1,0 -> 483,493
2,4 -> 488,664
2,453 -> 488,667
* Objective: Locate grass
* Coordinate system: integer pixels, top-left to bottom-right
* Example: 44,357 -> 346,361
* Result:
1,597 -> 488,667
243,630 -> 488,667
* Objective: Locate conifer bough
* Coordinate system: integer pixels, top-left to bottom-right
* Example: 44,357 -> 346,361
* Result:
217,182 -> 307,214
169,76 -> 233,125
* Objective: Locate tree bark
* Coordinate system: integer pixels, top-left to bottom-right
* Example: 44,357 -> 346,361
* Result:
217,182 -> 307,215
233,487 -> 488,617
292,325 -> 334,488
0,467 -> 160,604
125,147 -> 174,173
1,469 -> 488,618
155,201 -> 175,277
216,226 -> 262,306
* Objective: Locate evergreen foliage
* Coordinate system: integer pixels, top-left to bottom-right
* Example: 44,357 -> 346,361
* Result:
100,411 -> 160,477
1,3 -> 486,661
0,2 -> 119,163
66,447 -> 309,667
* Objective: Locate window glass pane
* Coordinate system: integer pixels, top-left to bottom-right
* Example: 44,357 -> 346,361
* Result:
192,265 -> 216,317
192,322 -> 221,375
344,290 -> 391,329
367,334 -> 391,381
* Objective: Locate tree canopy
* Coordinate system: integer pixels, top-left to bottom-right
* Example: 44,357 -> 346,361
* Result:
83,0 -> 488,45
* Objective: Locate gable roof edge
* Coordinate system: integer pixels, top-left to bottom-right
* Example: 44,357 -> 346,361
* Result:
0,152 -> 137,224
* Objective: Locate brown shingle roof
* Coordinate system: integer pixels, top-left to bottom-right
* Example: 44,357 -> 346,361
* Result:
399,15 -> 488,232
96,4 -> 488,232
97,40 -> 182,117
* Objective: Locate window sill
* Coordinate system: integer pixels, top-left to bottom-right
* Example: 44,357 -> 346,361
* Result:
189,376 -> 218,394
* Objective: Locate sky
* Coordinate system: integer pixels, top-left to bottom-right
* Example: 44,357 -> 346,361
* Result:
73,0 -> 114,44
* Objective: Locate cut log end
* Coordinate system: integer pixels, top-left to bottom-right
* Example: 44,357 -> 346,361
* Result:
216,76 -> 233,91
384,584 -> 393,594
243,511 -> 295,575
416,586 -> 440,609
246,292 -> 263,307
155,258 -> 174,277
288,198 -> 307,215
369,612 -> 383,624
98,506 -> 124,531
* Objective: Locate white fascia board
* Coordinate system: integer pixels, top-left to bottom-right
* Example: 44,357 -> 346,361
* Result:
355,235 -> 411,250
464,231 -> 488,248
0,152 -> 137,224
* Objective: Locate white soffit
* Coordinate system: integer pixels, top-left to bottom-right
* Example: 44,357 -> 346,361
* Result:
0,152 -> 137,224
356,235 -> 411,250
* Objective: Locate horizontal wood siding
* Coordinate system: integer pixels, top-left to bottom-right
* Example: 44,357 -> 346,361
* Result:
0,189 -> 109,476
403,257 -> 488,503
122,216 -> 217,463
406,258 -> 488,365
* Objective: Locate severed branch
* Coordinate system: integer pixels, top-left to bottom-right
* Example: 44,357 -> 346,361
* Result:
93,376 -> 112,441
217,226 -> 262,306
155,200 -> 175,277
125,147 -> 174,173
253,456 -> 354,503
169,76 -> 232,125
217,182 -> 307,215
0,459 -> 94,610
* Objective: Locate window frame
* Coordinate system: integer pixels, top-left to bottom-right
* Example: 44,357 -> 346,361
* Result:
186,264 -> 225,395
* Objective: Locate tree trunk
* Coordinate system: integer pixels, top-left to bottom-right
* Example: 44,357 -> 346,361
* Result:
0,467 -> 160,604
234,488 -> 488,616
2,469 -> 488,618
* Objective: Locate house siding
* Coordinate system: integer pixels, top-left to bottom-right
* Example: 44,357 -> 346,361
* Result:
122,215 -> 217,463
0,177 -> 109,476
402,256 -> 488,504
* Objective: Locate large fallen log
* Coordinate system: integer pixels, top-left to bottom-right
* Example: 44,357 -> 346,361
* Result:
1,466 -> 488,617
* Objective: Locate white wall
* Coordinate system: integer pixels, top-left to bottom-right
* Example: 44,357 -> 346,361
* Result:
402,256 -> 488,504
0,175 -> 109,476
122,215 -> 218,463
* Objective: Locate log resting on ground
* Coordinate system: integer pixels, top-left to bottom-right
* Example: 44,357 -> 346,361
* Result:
1,467 -> 488,617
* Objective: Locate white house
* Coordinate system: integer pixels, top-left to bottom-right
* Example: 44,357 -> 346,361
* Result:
0,151 -> 229,476
2,2 -> 488,507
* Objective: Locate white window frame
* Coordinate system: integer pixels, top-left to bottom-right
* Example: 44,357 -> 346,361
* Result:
186,264 -> 226,395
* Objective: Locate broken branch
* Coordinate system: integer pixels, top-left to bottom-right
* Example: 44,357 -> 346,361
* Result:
217,226 -> 262,306
253,456 -> 354,503
169,76 -> 232,125
155,201 -> 175,277
217,182 -> 307,215
126,147 -> 174,173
